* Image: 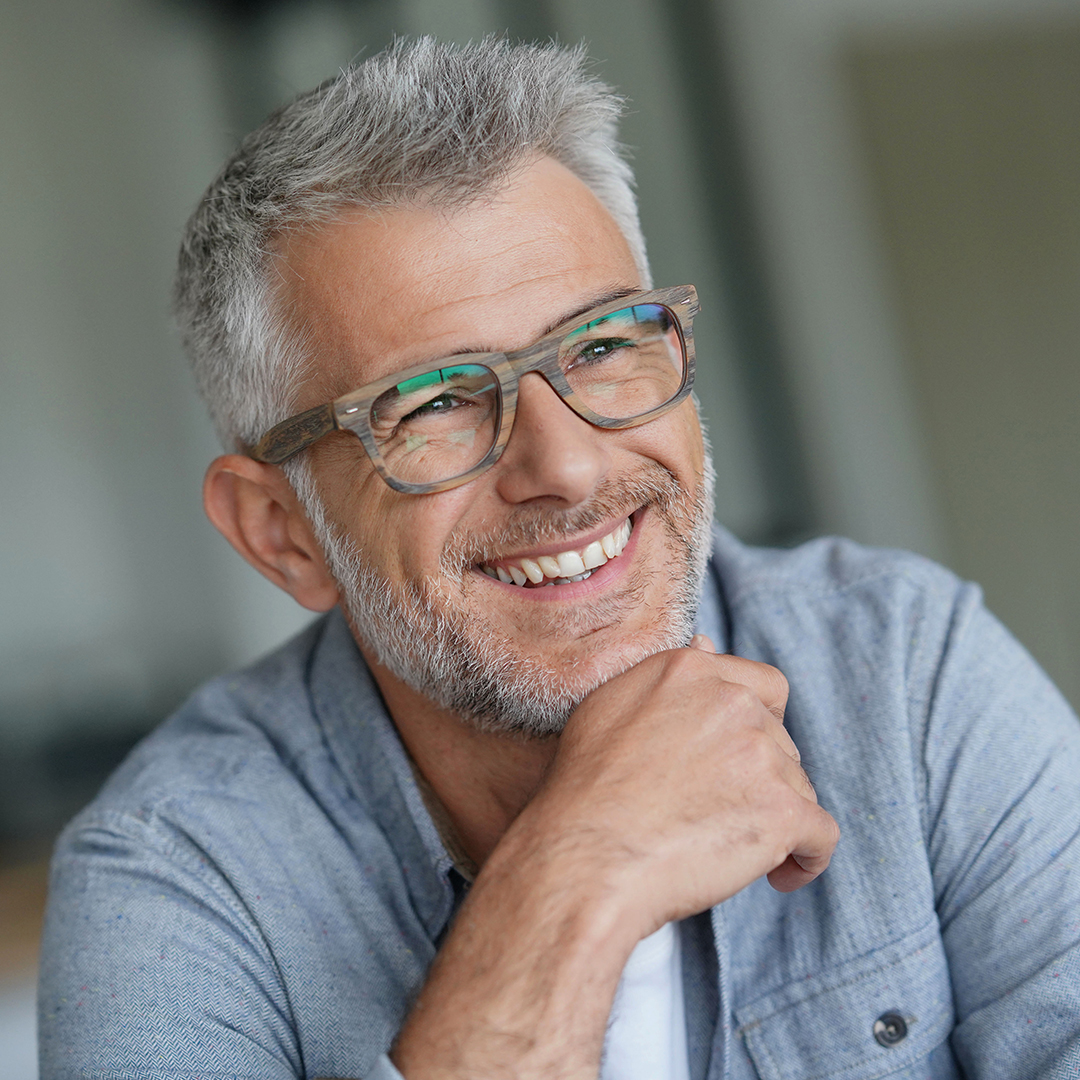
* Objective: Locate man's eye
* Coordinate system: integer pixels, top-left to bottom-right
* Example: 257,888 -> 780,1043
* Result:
568,337 -> 633,367
403,392 -> 465,421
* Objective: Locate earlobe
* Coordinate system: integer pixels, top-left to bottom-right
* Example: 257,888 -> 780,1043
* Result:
203,455 -> 340,612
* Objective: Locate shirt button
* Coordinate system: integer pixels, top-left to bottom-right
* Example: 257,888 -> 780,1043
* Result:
873,1012 -> 909,1047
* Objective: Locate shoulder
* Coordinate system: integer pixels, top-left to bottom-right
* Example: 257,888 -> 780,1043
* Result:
87,614 -> 332,823
49,613 -> 372,909
707,528 -> 1071,723
710,526 -> 963,608
40,614 -> 430,1079
707,527 -> 982,683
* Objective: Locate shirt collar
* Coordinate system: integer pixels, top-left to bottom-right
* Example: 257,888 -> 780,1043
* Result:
308,610 -> 457,939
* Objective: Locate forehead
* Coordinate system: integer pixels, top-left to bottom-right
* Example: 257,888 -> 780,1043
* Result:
273,156 -> 642,404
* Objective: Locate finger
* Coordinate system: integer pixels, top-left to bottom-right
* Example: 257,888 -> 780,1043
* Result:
707,655 -> 790,725
741,696 -> 801,766
766,806 -> 840,893
767,854 -> 819,893
778,749 -> 817,804
707,665 -> 800,765
760,710 -> 802,766
689,634 -> 716,653
773,747 -> 812,807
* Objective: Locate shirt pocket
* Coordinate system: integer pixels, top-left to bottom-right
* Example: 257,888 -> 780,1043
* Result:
735,920 -> 955,1080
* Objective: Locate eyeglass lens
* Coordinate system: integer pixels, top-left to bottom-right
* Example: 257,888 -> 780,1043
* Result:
366,302 -> 685,486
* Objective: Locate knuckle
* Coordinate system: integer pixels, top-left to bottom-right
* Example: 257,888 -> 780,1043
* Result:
713,659 -> 790,721
659,646 -> 707,681
763,664 -> 790,704
717,680 -> 760,717
735,726 -> 780,773
776,781 -> 807,818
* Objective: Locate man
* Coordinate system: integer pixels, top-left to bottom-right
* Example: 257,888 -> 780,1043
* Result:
39,38 -> 1080,1080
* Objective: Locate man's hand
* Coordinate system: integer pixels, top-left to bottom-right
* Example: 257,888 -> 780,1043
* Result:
391,645 -> 839,1079
532,635 -> 838,933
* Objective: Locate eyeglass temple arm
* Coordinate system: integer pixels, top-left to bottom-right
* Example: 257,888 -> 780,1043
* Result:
246,404 -> 337,465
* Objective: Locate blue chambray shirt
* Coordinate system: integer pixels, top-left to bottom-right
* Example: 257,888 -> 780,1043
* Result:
39,529 -> 1080,1079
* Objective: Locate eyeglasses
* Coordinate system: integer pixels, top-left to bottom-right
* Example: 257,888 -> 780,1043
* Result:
247,284 -> 699,494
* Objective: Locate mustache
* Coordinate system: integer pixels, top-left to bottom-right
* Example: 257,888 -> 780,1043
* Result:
440,464 -> 689,573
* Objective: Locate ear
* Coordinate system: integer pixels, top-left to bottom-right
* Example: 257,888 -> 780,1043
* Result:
203,455 -> 341,612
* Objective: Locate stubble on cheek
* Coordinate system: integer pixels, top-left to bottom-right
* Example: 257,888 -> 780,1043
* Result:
326,445 -> 714,735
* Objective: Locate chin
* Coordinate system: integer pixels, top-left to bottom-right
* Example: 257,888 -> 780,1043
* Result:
426,582 -> 700,738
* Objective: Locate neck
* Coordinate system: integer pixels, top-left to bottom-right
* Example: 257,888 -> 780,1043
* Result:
361,648 -> 559,867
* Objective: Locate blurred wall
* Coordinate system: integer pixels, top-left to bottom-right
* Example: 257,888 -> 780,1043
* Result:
847,22 -> 1080,707
717,0 -> 1078,707
0,0 -> 261,843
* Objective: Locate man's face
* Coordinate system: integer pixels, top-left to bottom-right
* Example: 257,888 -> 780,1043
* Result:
277,156 -> 713,735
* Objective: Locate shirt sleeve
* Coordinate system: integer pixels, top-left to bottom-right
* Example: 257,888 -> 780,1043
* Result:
922,583 -> 1080,1077
39,810 -> 304,1079
349,1057 -> 407,1080
39,802 -> 423,1080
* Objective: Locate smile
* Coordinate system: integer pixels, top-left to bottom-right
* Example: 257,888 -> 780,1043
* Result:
477,517 -> 633,588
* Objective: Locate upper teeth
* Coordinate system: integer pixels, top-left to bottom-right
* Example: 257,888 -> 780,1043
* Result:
480,519 -> 632,586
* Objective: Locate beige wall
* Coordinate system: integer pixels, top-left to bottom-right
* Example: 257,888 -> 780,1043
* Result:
847,25 -> 1080,706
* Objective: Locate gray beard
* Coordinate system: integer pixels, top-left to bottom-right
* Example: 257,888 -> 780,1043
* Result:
294,452 -> 716,738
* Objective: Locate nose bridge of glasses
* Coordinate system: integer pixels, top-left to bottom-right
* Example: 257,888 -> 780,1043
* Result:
501,337 -> 586,421
491,359 -> 613,505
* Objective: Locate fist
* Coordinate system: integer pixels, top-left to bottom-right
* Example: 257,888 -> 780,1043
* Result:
531,640 -> 840,934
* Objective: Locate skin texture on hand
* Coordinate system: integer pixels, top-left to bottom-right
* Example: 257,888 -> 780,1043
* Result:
390,638 -> 840,1080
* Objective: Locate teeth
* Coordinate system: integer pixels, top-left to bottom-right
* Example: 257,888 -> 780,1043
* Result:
582,541 -> 606,570
479,517 -> 633,588
537,555 -> 561,578
520,558 -> 545,584
555,551 -> 586,577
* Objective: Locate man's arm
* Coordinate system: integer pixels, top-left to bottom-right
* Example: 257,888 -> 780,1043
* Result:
37,641 -> 835,1080
391,641 -> 839,1080
919,586 -> 1080,1076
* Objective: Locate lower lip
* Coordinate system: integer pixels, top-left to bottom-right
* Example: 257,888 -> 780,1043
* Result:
473,510 -> 645,601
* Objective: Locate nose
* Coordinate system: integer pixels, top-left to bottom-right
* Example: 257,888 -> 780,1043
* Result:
493,373 -> 611,507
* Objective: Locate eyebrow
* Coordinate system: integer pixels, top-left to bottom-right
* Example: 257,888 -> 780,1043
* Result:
537,286 -> 643,339
436,285 -> 643,359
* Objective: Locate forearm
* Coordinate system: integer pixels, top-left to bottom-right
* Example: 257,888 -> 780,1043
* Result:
391,808 -> 643,1080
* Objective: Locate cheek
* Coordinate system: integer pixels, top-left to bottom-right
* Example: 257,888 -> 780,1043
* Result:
625,405 -> 706,481
312,449 -> 472,581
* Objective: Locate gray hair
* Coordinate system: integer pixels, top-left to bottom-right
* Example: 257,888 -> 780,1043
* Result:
174,36 -> 651,453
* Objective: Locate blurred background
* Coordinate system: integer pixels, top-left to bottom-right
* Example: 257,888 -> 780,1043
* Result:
1,0 -> 1078,1071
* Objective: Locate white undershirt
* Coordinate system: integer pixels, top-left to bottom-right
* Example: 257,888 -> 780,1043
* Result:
600,922 -> 691,1080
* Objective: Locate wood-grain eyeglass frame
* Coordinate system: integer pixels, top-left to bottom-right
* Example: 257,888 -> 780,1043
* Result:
246,284 -> 700,495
